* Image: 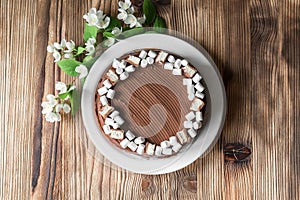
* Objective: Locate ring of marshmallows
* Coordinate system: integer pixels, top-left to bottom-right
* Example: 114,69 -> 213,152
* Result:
97,49 -> 205,157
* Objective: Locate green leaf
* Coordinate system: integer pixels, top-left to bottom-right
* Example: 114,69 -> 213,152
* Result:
105,16 -> 122,31
143,0 -> 157,24
76,47 -> 85,56
58,92 -> 70,100
120,27 -> 145,38
57,59 -> 81,76
70,89 -> 80,116
103,31 -> 115,38
154,16 -> 167,29
83,23 -> 98,42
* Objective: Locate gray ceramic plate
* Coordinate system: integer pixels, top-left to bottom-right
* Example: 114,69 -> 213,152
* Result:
81,33 -> 226,174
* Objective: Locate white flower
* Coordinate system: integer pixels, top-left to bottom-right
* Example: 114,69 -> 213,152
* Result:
97,17 -> 110,29
127,6 -> 134,14
64,53 -> 73,59
63,104 -> 71,113
117,9 -> 128,20
46,94 -> 58,107
55,103 -> 64,113
112,27 -> 122,36
55,82 -> 67,94
75,64 -> 88,79
86,37 -> 96,45
83,8 -> 110,29
47,45 -> 55,53
85,45 -> 95,55
45,112 -> 61,123
53,50 -> 61,62
124,14 -> 137,28
118,0 -> 132,10
103,37 -> 116,47
41,102 -> 53,114
65,40 -> 75,53
136,15 -> 146,27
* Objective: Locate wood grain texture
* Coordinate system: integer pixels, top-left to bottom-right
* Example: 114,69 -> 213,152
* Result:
0,0 -> 299,199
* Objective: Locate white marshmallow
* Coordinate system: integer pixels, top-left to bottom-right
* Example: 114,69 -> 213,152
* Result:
192,73 -> 202,83
97,86 -> 108,95
160,140 -> 171,148
187,128 -> 197,138
110,130 -> 124,139
107,70 -> 119,84
120,138 -> 130,148
181,59 -> 188,67
174,59 -> 182,68
172,69 -> 182,76
176,130 -> 188,144
188,93 -> 195,101
190,98 -> 205,111
183,65 -> 197,78
106,89 -> 115,99
127,55 -> 141,66
172,143 -> 182,152
162,148 -> 172,155
116,67 -> 123,75
155,51 -> 168,63
120,71 -> 129,80
196,111 -> 203,122
146,57 -> 154,64
103,79 -> 112,89
155,146 -> 162,156
128,142 -> 138,151
148,50 -> 157,58
134,136 -> 145,144
163,62 -> 173,70
105,117 -> 115,126
193,121 -> 202,130
125,65 -> 135,73
119,61 -> 126,69
167,55 -> 175,63
183,78 -> 192,86
102,124 -> 111,135
169,136 -> 178,146
139,50 -> 147,59
140,59 -> 148,68
184,121 -> 193,129
125,130 -> 135,141
195,91 -> 205,99
136,144 -> 145,155
109,110 -> 119,119
195,83 -> 205,92
99,105 -> 114,118
114,115 -> 124,126
187,85 -> 194,94
146,143 -> 156,155
100,95 -> 108,106
112,123 -> 119,129
185,111 -> 195,121
112,59 -> 120,68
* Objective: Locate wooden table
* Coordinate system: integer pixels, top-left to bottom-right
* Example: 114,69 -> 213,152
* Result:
1,0 -> 299,199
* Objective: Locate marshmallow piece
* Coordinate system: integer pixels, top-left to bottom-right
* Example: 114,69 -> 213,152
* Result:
110,130 -> 124,140
136,144 -> 145,155
183,65 -> 197,78
172,69 -> 182,76
155,51 -> 168,63
112,59 -> 120,68
176,130 -> 188,144
196,111 -> 203,122
185,111 -> 195,121
103,79 -> 112,89
100,95 -> 108,106
155,146 -> 162,156
188,93 -> 195,101
140,59 -> 148,68
146,143 -> 156,155
195,91 -> 205,99
126,55 -> 141,66
119,61 -> 126,69
169,136 -> 178,146
163,62 -> 173,70
128,142 -> 138,151
187,128 -> 197,138
193,121 -> 202,130
187,85 -> 194,94
139,50 -> 147,59
146,57 -> 154,64
114,115 -> 124,126
120,71 -> 129,80
160,140 -> 171,148
99,105 -> 114,118
183,78 -> 192,86
174,59 -> 182,68
134,136 -> 145,144
120,138 -> 130,148
167,55 -> 175,63
195,83 -> 205,92
125,65 -> 135,73
109,110 -> 119,119
148,50 -> 157,58
192,73 -> 202,83
172,143 -> 182,152
181,59 -> 188,67
116,67 -> 123,75
102,124 -> 111,135
112,123 -> 119,129
125,130 -> 135,141
105,117 -> 115,126
190,98 -> 205,111
107,70 -> 119,84
184,120 -> 193,129
106,89 -> 115,99
162,148 -> 172,155
97,86 -> 108,95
